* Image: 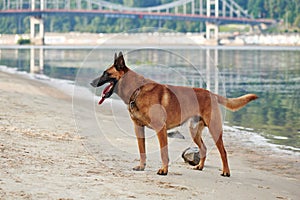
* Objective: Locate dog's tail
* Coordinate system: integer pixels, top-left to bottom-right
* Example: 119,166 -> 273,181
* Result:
214,93 -> 258,111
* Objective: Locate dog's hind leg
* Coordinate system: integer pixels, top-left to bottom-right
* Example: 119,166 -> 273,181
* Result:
189,116 -> 207,170
215,133 -> 230,177
133,123 -> 146,171
208,106 -> 230,177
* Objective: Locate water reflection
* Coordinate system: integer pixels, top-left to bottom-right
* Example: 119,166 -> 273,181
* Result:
0,46 -> 299,150
30,47 -> 44,73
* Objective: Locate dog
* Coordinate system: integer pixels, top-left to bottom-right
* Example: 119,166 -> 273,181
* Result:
91,52 -> 258,176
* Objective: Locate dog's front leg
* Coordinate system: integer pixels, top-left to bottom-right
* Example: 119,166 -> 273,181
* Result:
156,126 -> 169,175
133,123 -> 146,171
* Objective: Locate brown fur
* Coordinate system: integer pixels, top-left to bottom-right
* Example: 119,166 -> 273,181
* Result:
91,52 -> 258,176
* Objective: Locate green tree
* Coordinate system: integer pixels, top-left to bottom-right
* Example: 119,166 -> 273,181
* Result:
294,15 -> 300,28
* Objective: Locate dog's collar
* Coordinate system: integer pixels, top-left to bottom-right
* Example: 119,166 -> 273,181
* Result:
129,87 -> 141,110
128,78 -> 147,110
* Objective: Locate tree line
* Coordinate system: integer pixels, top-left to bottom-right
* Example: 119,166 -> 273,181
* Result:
0,0 -> 299,34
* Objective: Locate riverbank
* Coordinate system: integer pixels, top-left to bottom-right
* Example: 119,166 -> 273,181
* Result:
0,69 -> 299,199
1,32 -> 300,46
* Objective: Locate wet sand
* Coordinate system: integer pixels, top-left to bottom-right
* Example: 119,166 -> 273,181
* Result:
0,71 -> 299,199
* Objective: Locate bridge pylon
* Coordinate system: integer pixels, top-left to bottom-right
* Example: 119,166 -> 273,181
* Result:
206,22 -> 219,40
30,0 -> 45,45
205,0 -> 219,42
30,17 -> 44,45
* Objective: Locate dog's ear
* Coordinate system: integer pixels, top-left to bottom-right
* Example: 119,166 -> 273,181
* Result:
114,52 -> 126,71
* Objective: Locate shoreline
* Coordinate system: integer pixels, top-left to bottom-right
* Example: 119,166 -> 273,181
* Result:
0,69 -> 299,199
1,32 -> 300,46
1,64 -> 300,156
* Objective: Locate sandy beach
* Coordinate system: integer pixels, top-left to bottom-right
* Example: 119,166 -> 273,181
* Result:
0,70 -> 299,199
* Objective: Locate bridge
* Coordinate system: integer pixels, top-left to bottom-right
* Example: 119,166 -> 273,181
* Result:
1,0 -> 275,44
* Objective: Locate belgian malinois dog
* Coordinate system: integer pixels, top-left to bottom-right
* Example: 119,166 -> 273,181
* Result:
91,52 -> 258,176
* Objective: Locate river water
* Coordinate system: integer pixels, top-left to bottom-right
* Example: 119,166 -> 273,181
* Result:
0,46 -> 299,153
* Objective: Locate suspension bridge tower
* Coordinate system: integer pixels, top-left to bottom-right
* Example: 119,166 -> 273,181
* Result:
206,0 -> 219,42
30,0 -> 44,45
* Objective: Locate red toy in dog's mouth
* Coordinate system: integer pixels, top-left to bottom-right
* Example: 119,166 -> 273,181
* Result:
98,82 -> 114,105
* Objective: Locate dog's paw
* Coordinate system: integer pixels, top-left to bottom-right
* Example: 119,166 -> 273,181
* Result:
157,168 -> 168,176
133,165 -> 145,171
221,172 -> 230,177
193,164 -> 204,171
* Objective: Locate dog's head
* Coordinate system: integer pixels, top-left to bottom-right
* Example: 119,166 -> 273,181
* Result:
90,52 -> 128,104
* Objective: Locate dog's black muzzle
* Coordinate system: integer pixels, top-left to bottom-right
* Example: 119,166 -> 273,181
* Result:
90,72 -> 118,100
90,71 -> 116,88
90,76 -> 103,87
